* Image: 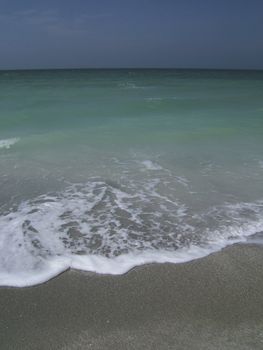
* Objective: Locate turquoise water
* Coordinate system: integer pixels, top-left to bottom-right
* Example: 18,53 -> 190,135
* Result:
0,69 -> 263,286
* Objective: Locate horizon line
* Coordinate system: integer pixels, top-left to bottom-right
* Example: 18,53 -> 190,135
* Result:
0,67 -> 263,72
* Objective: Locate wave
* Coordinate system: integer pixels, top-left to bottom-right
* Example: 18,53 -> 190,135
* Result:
145,97 -> 178,102
0,137 -> 20,150
141,160 -> 163,170
0,179 -> 263,287
118,82 -> 148,89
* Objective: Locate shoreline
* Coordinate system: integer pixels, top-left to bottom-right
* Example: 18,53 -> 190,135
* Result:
1,243 -> 263,349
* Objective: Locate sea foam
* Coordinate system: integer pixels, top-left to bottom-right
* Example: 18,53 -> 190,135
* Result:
0,138 -> 20,149
0,180 -> 263,287
141,160 -> 163,170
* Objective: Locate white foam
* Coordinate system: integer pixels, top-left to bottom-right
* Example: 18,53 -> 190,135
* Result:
0,257 -> 70,288
118,82 -> 144,89
70,242 -> 233,275
0,137 -> 20,149
0,181 -> 263,287
141,160 -> 163,170
0,233 -> 258,287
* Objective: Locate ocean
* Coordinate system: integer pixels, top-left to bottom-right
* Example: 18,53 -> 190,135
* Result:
0,69 -> 263,287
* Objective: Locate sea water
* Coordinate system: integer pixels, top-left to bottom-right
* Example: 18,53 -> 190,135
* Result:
0,69 -> 263,287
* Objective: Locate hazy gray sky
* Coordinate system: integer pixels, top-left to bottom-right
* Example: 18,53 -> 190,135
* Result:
0,0 -> 262,69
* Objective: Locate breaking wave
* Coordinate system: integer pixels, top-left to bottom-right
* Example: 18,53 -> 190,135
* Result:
0,138 -> 20,150
0,177 -> 263,287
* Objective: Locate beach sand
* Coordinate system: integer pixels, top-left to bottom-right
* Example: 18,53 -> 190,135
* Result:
1,243 -> 263,349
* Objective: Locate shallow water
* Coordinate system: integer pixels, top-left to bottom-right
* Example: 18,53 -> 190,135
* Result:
0,69 -> 263,286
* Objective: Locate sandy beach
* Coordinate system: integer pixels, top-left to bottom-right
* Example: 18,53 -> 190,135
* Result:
0,243 -> 263,349
1,0 -> 263,346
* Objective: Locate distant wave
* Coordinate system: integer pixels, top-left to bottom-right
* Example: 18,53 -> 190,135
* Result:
145,97 -> 178,102
141,160 -> 163,170
118,82 -> 148,89
0,138 -> 20,150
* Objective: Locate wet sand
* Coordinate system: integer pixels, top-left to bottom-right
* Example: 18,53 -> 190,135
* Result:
1,243 -> 263,349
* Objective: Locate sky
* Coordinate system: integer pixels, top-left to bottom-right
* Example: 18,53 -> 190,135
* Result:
0,0 -> 262,70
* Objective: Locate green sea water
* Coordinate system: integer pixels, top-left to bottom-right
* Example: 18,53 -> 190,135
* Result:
0,69 -> 263,286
